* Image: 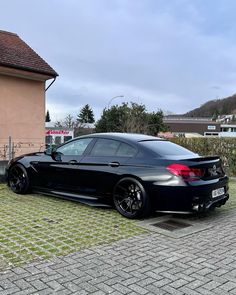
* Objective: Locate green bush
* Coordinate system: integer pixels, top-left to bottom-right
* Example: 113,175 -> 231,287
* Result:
171,138 -> 236,176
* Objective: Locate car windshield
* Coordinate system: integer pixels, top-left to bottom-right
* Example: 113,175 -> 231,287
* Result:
139,140 -> 197,157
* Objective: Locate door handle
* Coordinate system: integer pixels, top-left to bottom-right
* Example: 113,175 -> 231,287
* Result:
69,160 -> 78,164
109,162 -> 120,167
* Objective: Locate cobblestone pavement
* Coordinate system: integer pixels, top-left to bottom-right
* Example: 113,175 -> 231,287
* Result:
1,209 -> 236,295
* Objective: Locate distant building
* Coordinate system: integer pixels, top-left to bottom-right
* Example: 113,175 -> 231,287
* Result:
45,122 -> 74,147
0,30 -> 58,159
163,117 -> 220,137
217,114 -> 235,124
219,124 -> 236,137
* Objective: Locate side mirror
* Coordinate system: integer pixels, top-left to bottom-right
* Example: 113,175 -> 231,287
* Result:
44,147 -> 53,155
44,148 -> 62,161
51,151 -> 63,161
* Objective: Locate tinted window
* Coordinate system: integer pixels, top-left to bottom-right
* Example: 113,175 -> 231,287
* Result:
90,139 -> 120,156
116,142 -> 137,157
90,139 -> 137,157
140,140 -> 196,156
57,138 -> 93,156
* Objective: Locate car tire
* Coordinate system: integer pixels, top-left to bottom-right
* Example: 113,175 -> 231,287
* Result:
113,177 -> 151,219
8,164 -> 30,194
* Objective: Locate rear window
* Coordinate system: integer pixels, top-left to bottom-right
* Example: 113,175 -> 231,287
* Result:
139,140 -> 196,157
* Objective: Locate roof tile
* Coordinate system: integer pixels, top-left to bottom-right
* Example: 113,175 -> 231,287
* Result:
0,30 -> 58,77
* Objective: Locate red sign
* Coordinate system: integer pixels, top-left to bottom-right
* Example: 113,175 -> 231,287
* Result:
46,130 -> 70,135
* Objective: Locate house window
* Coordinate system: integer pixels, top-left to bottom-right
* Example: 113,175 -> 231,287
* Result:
45,135 -> 53,144
204,132 -> 219,136
221,128 -> 229,132
64,136 -> 72,143
55,136 -> 62,145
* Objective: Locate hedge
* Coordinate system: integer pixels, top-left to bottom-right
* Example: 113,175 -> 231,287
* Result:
170,137 -> 236,176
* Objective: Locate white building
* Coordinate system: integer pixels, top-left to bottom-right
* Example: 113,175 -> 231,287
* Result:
45,123 -> 74,146
219,124 -> 236,137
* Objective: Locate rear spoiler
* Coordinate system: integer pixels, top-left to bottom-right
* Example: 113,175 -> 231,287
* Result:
180,155 -> 220,163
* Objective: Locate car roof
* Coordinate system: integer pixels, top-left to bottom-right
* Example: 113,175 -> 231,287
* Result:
79,132 -> 164,143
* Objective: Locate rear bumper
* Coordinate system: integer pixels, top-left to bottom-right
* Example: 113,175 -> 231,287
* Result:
191,193 -> 229,212
148,176 -> 229,213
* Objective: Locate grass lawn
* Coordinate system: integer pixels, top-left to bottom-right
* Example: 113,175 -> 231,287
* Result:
0,180 -> 235,270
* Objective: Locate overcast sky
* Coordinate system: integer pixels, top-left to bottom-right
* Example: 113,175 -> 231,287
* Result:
2,0 -> 236,121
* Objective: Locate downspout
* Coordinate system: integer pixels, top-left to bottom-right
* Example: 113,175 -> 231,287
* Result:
45,77 -> 56,149
45,77 -> 56,91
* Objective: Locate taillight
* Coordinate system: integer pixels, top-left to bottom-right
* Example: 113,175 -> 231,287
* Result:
166,163 -> 204,181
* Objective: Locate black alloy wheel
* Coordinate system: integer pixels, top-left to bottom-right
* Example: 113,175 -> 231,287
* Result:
8,164 -> 30,194
113,177 -> 151,218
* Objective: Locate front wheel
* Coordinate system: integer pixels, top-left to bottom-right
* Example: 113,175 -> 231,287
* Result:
8,164 -> 30,194
113,177 -> 151,219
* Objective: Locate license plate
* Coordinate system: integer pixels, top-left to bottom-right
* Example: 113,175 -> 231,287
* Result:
212,187 -> 225,198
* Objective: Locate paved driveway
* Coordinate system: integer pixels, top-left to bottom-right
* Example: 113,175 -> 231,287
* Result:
1,209 -> 236,295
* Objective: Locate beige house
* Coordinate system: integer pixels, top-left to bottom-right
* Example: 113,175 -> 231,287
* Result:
0,30 -> 58,160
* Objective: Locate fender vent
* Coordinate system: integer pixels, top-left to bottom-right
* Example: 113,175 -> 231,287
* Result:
152,219 -> 191,231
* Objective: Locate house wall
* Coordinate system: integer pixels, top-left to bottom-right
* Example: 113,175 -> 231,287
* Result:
164,121 -> 220,135
219,132 -> 236,137
0,74 -> 45,159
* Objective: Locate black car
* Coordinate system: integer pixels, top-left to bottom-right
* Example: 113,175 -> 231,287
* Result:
7,133 -> 229,218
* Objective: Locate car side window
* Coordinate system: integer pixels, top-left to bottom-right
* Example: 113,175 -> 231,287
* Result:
57,138 -> 93,156
90,139 -> 120,156
89,139 -> 137,157
116,142 -> 137,157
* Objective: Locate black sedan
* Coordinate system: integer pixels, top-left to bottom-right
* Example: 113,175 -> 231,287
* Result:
7,133 -> 229,218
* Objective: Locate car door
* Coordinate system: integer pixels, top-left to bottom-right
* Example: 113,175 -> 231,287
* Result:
78,138 -> 138,199
32,137 -> 94,192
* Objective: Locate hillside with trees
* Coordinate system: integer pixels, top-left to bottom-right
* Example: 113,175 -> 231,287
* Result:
184,93 -> 236,118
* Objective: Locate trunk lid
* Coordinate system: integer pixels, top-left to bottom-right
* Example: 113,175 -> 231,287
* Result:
179,156 -> 225,180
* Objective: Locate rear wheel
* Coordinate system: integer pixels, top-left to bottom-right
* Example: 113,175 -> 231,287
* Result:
113,177 -> 151,219
8,164 -> 30,194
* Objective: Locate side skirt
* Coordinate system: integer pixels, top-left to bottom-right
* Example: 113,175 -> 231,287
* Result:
32,188 -> 112,208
